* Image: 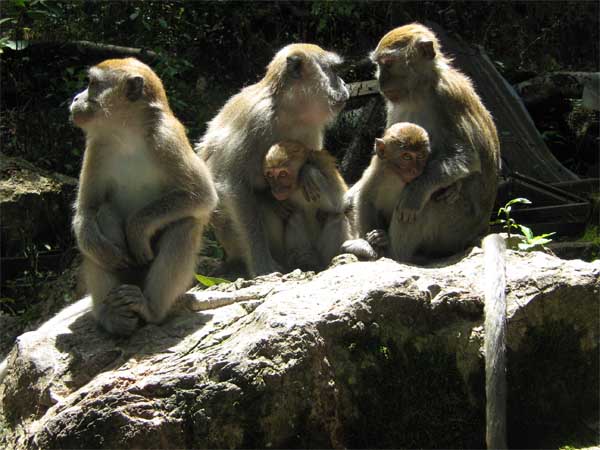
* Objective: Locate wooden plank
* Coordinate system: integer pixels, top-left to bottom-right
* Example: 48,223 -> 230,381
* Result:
347,79 -> 379,98
426,21 -> 578,183
551,178 -> 600,195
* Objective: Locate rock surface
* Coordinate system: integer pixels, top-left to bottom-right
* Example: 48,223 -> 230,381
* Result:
0,154 -> 77,259
0,250 -> 598,449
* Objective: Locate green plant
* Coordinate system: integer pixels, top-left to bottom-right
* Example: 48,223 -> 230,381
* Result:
492,198 -> 555,251
195,274 -> 230,287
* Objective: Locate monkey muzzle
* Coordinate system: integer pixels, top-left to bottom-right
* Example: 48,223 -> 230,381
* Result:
272,188 -> 291,201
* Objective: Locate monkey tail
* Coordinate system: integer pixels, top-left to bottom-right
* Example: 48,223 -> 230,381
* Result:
482,233 -> 507,449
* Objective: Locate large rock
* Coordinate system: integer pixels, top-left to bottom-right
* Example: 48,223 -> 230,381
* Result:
0,250 -> 598,449
0,154 -> 77,259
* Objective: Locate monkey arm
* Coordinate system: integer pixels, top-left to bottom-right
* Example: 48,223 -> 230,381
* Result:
229,186 -> 281,275
303,151 -> 347,213
73,208 -> 133,270
394,143 -> 481,222
126,187 -> 215,265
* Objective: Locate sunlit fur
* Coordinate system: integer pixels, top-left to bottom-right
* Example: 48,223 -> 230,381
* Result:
71,58 -> 217,336
369,23 -> 499,262
262,141 -> 350,271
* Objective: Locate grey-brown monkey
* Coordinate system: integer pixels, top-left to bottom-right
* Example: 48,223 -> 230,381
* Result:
197,43 -> 349,277
70,58 -> 217,336
371,24 -> 499,262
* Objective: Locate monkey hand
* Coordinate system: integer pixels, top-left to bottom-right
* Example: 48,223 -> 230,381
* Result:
300,165 -> 322,203
433,182 -> 461,204
394,188 -> 426,223
126,216 -> 154,265
90,237 -> 134,271
366,229 -> 389,249
275,201 -> 294,221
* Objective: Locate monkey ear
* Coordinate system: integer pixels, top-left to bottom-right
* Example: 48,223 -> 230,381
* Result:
417,40 -> 436,60
286,55 -> 303,79
374,138 -> 386,158
126,75 -> 144,101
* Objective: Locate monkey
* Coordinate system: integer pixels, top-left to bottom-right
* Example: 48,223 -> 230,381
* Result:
70,57 -> 218,336
262,141 -> 351,271
196,43 -> 349,277
370,23 -> 500,262
481,233 -> 507,449
341,122 -> 463,260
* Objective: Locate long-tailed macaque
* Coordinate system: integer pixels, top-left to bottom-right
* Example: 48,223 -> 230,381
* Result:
482,233 -> 507,449
371,23 -> 500,262
196,44 -> 349,277
262,141 -> 351,271
342,122 -> 460,260
70,58 -> 218,336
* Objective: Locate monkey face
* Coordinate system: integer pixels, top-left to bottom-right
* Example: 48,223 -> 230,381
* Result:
393,148 -> 429,184
265,167 -> 298,201
371,25 -> 439,103
375,122 -> 430,184
278,45 -> 349,125
69,62 -> 147,129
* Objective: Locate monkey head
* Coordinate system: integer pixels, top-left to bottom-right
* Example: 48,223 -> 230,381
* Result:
263,141 -> 310,201
264,44 -> 349,126
70,58 -> 169,130
370,23 -> 443,103
374,122 -> 430,184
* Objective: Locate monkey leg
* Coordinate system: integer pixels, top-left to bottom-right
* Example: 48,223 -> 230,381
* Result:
96,203 -> 127,249
142,217 -> 203,324
285,213 -> 320,271
340,238 -> 378,260
212,209 -> 243,262
83,257 -> 142,336
318,213 -> 352,267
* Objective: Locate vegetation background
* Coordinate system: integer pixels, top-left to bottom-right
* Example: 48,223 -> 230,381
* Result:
1,0 -> 598,325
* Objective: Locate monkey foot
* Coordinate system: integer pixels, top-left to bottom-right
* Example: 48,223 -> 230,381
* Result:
101,284 -> 145,336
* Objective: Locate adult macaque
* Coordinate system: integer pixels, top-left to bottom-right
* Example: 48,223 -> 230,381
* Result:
70,58 -> 217,336
262,141 -> 351,270
370,23 -> 500,262
342,122 -> 455,260
197,43 -> 349,277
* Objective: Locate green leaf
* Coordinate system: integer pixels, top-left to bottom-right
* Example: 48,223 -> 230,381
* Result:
505,197 -> 532,207
6,40 -> 29,50
195,273 -> 230,287
518,224 -> 534,241
158,17 -> 168,29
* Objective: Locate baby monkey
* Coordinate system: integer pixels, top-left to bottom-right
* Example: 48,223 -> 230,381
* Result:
343,122 -> 461,260
261,141 -> 351,271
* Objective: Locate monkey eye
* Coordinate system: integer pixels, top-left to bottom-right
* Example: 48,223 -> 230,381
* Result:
416,152 -> 428,160
265,171 -> 274,179
401,152 -> 414,161
278,170 -> 289,179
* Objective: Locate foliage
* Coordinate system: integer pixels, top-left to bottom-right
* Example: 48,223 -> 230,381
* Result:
492,198 -> 556,251
195,273 -> 230,287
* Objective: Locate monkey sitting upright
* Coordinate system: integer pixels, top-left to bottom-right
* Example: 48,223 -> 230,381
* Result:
342,122 -> 461,260
197,43 -> 349,277
70,58 -> 217,336
261,141 -> 351,271
370,23 -> 500,262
